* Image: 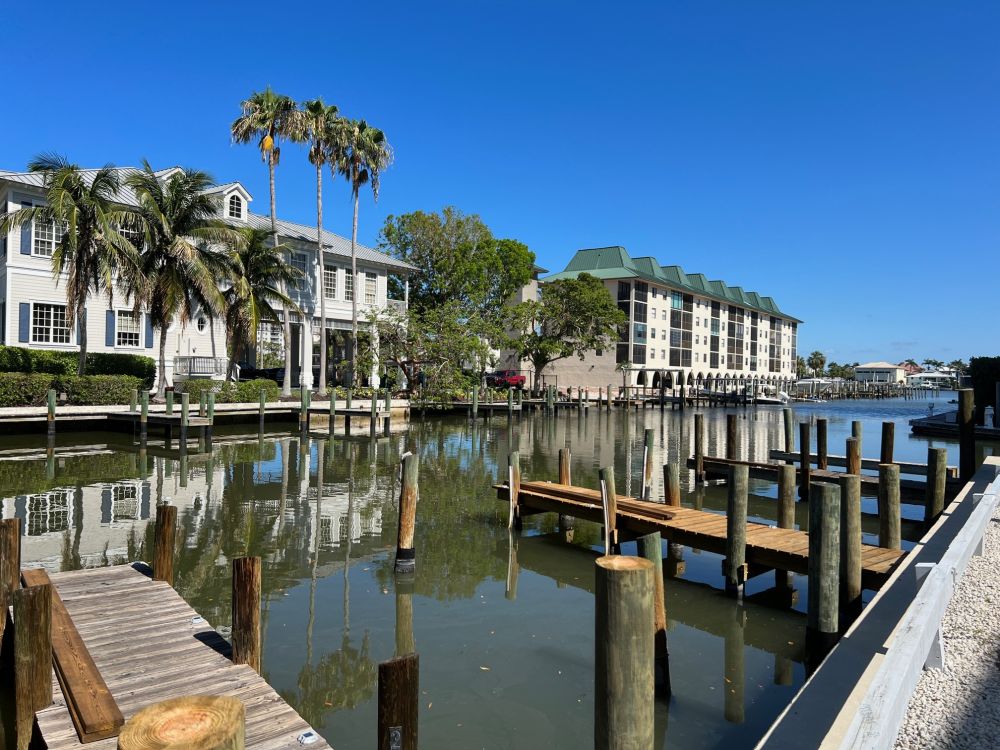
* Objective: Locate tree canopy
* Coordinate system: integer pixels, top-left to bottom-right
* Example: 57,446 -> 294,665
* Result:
379,207 -> 535,320
505,273 -> 626,388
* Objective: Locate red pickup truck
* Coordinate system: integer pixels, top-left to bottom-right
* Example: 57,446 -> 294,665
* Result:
487,370 -> 526,389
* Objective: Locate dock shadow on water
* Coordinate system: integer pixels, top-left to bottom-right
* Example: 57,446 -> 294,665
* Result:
0,393 -> 974,749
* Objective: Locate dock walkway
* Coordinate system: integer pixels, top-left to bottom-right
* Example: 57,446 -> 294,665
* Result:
32,563 -> 330,750
500,480 -> 904,589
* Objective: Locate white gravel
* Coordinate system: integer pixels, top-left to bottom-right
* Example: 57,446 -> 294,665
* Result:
894,503 -> 1000,749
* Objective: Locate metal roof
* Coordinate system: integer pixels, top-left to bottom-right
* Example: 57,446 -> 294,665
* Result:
0,166 -> 414,273
544,246 -> 801,322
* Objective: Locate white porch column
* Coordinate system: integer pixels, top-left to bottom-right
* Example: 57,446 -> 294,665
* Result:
301,318 -> 314,389
370,325 -> 381,388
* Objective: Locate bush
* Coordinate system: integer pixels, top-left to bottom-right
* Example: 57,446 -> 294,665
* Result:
59,375 -> 144,405
0,373 -> 57,407
85,352 -> 157,388
177,378 -> 280,403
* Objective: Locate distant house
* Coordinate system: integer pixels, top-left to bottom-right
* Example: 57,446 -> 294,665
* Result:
906,371 -> 954,388
899,362 -> 923,376
855,362 -> 905,383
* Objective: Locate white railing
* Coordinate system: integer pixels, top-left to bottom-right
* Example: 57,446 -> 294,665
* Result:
387,298 -> 406,314
174,356 -> 228,378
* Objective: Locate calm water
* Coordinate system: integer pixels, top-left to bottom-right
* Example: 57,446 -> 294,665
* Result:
1,392 -> 991,749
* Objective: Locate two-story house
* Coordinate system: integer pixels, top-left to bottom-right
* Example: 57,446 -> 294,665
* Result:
0,165 -> 413,389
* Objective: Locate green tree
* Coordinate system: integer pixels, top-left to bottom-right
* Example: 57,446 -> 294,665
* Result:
807,350 -> 826,376
223,227 -> 301,379
903,358 -> 918,369
379,207 -> 535,320
795,356 -> 808,378
333,119 -> 393,384
127,164 -> 242,398
0,155 -> 142,375
299,98 -> 341,395
947,359 -> 967,374
231,87 -> 303,397
506,273 -> 626,391
922,358 -> 944,370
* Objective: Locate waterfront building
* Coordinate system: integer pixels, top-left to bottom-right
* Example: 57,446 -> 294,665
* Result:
855,361 -> 906,384
502,246 -> 801,391
0,165 -> 413,388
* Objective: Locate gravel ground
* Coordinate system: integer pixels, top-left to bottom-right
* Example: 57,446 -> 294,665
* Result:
894,502 -> 1000,749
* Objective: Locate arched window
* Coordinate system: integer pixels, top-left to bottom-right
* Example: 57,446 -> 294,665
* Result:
228,194 -> 243,219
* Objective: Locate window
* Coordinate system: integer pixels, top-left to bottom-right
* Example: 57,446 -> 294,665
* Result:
365,272 -> 377,304
661,310 -> 666,321
650,348 -> 656,360
324,264 -> 337,299
116,310 -> 141,347
32,304 -> 70,344
650,327 -> 656,338
671,291 -> 683,310
197,317 -> 207,332
228,194 -> 243,219
33,219 -> 65,257
344,269 -> 354,301
291,253 -> 308,289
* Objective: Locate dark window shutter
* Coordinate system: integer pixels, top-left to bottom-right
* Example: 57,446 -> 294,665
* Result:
19,202 -> 31,255
18,303 -> 30,343
101,488 -> 112,524
144,314 -> 154,348
140,485 -> 150,519
105,310 -> 116,347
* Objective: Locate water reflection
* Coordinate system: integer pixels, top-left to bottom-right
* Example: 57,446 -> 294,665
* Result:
0,393 -> 985,749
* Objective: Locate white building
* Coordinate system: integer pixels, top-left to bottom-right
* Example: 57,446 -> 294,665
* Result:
855,361 -> 905,383
0,165 -> 414,389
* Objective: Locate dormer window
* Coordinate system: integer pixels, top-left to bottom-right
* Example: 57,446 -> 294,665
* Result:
228,194 -> 243,219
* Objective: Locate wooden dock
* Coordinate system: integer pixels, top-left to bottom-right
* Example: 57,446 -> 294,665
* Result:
766,449 -> 959,478
498,480 -> 905,589
688,456 -> 961,504
28,563 -> 330,750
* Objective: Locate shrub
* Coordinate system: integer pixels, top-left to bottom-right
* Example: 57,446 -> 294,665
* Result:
177,378 -> 280,403
85,352 -> 157,388
0,373 -> 56,407
59,375 -> 144,405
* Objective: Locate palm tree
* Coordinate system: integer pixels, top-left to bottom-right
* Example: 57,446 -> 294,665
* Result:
231,87 -> 303,397
0,155 -> 142,374
807,350 -> 826,376
127,164 -> 243,398
299,98 -> 341,395
333,119 -> 393,384
224,227 -> 301,378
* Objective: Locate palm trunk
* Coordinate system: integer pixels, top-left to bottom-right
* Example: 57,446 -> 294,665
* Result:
270,157 -> 293,398
316,163 -> 327,396
76,300 -> 87,376
350,190 -> 359,386
157,323 -> 169,399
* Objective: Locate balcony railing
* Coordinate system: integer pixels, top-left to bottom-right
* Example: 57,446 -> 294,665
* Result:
174,356 -> 229,379
387,298 -> 406,313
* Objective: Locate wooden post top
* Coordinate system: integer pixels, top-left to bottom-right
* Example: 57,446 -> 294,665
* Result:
596,555 -> 653,573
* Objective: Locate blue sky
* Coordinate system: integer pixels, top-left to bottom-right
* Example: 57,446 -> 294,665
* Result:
6,2 -> 998,364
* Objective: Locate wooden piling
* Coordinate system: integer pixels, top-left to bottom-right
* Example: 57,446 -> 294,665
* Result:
775,464 -> 796,592
139,389 -> 149,445
14,582 -> 53,750
726,414 -> 738,461
594,556 -> 654,750
346,387 -> 353,410
558,448 -> 571,485
851,420 -> 862,454
179,393 -> 190,447
165,390 -> 174,415
807,482 -> 841,665
783,408 -> 795,453
816,419 -> 828,470
231,556 -> 262,674
258,389 -> 266,432
642,428 -> 655,500
329,392 -> 337,437
636,533 -> 670,694
206,393 -> 215,445
47,388 -> 56,438
924,447 -> 948,528
694,412 -> 705,482
958,389 -> 975,481
880,422 -> 894,466
378,653 -> 419,750
846,436 -> 861,476
878,464 -> 901,550
598,467 -> 618,553
153,503 -> 176,586
199,391 -> 207,418
799,422 -> 811,501
607,384 -> 612,411
507,451 -> 521,529
117,696 -> 245,750
395,453 -> 419,574
724,464 -> 749,598
663,464 -> 681,507
130,388 -> 138,412
0,518 -> 20,643
839,473 -> 862,624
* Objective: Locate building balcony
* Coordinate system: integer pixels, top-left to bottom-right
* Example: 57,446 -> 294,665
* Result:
174,356 -> 229,380
387,298 -> 407,314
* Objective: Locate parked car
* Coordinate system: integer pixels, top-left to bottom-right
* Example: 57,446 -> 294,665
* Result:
486,370 -> 526,389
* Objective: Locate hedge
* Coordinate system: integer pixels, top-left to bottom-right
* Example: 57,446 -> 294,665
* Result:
0,346 -> 156,387
59,375 -> 144,406
177,378 -> 281,403
0,373 -> 58,407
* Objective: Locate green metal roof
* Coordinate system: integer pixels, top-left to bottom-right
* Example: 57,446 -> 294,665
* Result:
544,246 -> 801,322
